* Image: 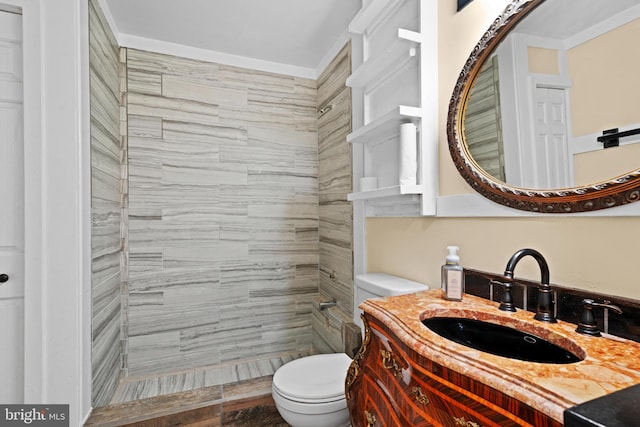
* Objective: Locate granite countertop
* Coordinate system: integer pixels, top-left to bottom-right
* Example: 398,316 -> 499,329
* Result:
361,289 -> 640,424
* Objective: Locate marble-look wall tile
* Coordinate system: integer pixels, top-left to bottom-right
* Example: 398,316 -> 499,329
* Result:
311,295 -> 352,354
163,120 -> 248,146
128,92 -> 220,125
125,49 -> 318,376
119,46 -> 130,377
90,0 -> 123,407
314,43 -> 354,353
318,88 -> 352,197
127,69 -> 162,95
128,115 -> 162,138
163,75 -> 248,107
317,47 -> 352,110
127,48 -> 220,81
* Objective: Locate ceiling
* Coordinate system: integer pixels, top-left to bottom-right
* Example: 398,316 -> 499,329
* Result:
102,0 -> 362,74
514,0 -> 640,39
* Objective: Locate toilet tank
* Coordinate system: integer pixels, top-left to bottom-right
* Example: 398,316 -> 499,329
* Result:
353,273 -> 429,330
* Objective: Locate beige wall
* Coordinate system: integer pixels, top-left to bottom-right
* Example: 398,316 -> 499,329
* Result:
367,0 -> 640,301
574,142 -> 640,186
569,18 -> 640,184
568,18 -> 640,136
528,47 -> 559,75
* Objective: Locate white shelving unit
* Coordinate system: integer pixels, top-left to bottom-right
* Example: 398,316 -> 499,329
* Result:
346,105 -> 422,146
347,0 -> 438,216
345,35 -> 419,90
348,0 -> 405,35
347,184 -> 425,201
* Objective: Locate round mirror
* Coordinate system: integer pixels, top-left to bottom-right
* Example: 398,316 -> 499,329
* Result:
447,0 -> 640,213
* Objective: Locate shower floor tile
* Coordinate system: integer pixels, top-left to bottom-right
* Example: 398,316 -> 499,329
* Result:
111,351 -> 311,403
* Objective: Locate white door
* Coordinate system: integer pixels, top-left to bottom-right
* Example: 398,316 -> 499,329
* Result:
531,87 -> 571,188
0,9 -> 24,404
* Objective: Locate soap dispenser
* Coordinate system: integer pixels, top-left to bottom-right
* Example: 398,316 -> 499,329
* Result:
442,246 -> 464,301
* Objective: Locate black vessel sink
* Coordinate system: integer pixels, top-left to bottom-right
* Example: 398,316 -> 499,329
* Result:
422,317 -> 582,364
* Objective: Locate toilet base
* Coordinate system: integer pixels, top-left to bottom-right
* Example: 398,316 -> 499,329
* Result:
272,391 -> 349,427
275,404 -> 350,427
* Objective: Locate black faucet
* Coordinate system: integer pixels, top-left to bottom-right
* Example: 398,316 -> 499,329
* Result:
492,279 -> 517,312
504,248 -> 557,323
576,299 -> 623,336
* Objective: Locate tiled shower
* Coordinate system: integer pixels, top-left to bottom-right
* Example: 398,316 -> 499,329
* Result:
125,47 -> 320,377
89,0 -> 353,409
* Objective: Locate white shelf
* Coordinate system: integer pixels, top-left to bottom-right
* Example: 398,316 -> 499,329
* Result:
349,0 -> 405,34
346,35 -> 418,90
348,184 -> 425,201
348,105 -> 422,146
398,28 -> 423,43
348,0 -> 437,218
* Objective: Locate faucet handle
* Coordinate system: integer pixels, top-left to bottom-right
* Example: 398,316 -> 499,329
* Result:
576,299 -> 623,337
491,280 -> 517,312
593,300 -> 623,314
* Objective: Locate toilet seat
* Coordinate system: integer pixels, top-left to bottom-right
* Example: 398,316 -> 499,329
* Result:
272,353 -> 352,404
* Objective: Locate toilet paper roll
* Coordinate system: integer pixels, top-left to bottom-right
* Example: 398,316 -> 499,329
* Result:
360,177 -> 378,192
399,123 -> 417,185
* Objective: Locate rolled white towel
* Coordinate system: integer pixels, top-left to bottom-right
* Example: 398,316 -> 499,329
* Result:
399,122 -> 417,185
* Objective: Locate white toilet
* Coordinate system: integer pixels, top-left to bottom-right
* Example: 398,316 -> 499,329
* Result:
272,273 -> 428,427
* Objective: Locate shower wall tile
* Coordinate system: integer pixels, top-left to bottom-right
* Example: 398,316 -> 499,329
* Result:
317,46 -> 352,109
163,120 -> 248,146
217,64 -> 293,90
128,115 -> 162,138
162,163 -> 248,186
119,45 -> 130,376
128,92 -> 220,125
311,297 -> 352,354
127,48 -> 220,81
125,49 -> 319,376
128,252 -> 163,274
128,304 -> 219,336
313,43 -> 354,353
128,187 -> 223,212
90,0 -> 123,407
163,75 -> 248,107
127,69 -> 162,95
318,88 -> 352,197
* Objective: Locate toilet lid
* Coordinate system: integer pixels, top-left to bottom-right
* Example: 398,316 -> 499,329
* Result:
273,353 -> 352,402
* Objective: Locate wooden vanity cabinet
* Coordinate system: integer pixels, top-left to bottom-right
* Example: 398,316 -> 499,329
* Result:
346,314 -> 563,427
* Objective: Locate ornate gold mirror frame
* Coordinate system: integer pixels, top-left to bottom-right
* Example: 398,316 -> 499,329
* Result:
447,0 -> 640,213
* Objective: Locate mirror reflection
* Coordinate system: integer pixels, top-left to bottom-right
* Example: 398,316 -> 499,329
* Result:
463,0 -> 640,190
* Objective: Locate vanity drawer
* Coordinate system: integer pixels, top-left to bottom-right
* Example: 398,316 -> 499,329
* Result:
370,326 -> 412,383
351,373 -> 415,427
408,371 -> 522,427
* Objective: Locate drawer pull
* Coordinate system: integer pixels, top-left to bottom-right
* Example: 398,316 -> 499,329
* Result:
380,349 -> 402,378
365,410 -> 376,426
453,416 -> 483,427
412,386 -> 430,405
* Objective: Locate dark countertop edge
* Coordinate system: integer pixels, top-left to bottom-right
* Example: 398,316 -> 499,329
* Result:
564,383 -> 640,427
